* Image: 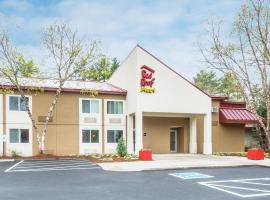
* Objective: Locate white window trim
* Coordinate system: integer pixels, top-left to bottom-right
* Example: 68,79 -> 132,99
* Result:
9,128 -> 30,144
7,94 -> 32,112
81,129 -> 100,144
106,129 -> 124,143
80,98 -> 100,114
104,99 -> 125,115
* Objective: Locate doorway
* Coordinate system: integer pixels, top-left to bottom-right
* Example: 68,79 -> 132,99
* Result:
170,128 -> 178,153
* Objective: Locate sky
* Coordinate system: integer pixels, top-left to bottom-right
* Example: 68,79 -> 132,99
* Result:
0,0 -> 245,80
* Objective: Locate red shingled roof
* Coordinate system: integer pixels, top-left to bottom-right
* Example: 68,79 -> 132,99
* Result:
219,108 -> 259,124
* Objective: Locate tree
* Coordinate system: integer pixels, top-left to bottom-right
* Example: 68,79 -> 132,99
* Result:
80,56 -> 120,81
193,70 -> 242,100
218,72 -> 242,100
200,0 -> 270,148
193,70 -> 220,94
117,136 -> 127,157
0,24 -> 99,154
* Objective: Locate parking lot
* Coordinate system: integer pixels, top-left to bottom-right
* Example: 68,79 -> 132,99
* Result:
0,160 -> 270,200
5,159 -> 100,172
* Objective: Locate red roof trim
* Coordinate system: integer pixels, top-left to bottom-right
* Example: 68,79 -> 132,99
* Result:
211,95 -> 228,100
0,85 -> 127,96
136,44 -> 211,98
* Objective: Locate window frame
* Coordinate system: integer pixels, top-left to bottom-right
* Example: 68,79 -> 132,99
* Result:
9,96 -> 29,111
106,100 -> 124,115
107,129 -> 124,143
9,128 -> 29,144
81,99 -> 100,114
81,129 -> 100,143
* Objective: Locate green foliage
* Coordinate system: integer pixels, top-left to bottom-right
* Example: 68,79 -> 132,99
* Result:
193,70 -> 242,100
11,150 -> 20,157
193,70 -> 219,94
80,56 -> 120,81
117,136 -> 127,157
17,56 -> 39,78
219,73 -> 241,100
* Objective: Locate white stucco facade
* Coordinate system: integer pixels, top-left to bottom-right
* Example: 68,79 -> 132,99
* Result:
109,45 -> 212,155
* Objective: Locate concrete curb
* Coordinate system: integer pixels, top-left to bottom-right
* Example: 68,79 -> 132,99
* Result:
0,159 -> 15,162
141,165 -> 269,172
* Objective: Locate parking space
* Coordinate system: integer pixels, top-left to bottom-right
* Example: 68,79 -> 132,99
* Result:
0,164 -> 270,200
5,159 -> 100,172
199,178 -> 270,198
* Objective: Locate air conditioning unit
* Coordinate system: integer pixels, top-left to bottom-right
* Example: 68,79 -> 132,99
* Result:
84,117 -> 97,123
211,107 -> 219,113
109,118 -> 122,124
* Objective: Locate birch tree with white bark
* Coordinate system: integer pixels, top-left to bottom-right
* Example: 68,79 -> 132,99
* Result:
201,0 -> 270,148
0,24 -> 99,154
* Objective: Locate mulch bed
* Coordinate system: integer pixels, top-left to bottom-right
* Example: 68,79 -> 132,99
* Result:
0,154 -> 138,163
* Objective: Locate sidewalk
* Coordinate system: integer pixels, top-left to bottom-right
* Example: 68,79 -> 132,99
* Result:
98,154 -> 270,172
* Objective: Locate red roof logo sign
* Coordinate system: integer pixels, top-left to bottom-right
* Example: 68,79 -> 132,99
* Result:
140,65 -> 155,93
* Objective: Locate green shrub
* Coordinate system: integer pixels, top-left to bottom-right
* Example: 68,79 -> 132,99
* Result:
11,150 -> 19,157
117,136 -> 127,157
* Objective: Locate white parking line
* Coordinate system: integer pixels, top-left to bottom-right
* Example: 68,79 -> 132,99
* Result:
11,166 -> 101,172
199,178 -> 270,198
19,160 -> 90,166
15,163 -> 97,169
5,160 -> 24,172
5,159 -> 100,173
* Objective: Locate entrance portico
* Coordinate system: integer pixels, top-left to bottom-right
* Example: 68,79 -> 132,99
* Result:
109,45 -> 213,155
126,112 -> 212,155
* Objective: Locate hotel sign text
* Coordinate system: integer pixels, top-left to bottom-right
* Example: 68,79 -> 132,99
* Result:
140,65 -> 155,93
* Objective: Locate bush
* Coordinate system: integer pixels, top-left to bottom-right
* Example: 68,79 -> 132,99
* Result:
117,136 -> 127,157
11,150 -> 19,157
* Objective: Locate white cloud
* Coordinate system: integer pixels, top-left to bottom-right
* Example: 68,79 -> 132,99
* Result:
0,0 -> 245,80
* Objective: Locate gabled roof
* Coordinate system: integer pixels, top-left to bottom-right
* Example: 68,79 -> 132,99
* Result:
136,44 -> 211,98
0,77 -> 127,95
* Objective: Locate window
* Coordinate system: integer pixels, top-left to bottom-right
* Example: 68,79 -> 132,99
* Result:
107,130 -> 123,143
9,129 -> 29,143
9,96 -> 29,111
107,101 -> 123,114
82,100 -> 99,114
82,129 -> 99,143
10,129 -> 19,143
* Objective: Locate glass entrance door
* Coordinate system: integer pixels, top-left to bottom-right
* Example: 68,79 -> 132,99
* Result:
170,129 -> 177,153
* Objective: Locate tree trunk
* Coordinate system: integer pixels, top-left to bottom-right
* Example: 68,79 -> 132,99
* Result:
38,84 -> 63,154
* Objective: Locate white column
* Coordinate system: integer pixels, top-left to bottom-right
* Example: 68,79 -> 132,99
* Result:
135,111 -> 143,155
127,114 -> 134,154
189,117 -> 197,154
203,113 -> 212,154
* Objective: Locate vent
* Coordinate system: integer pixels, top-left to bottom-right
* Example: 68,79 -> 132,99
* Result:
84,149 -> 97,154
109,118 -> 122,124
38,116 -> 53,122
211,107 -> 219,113
84,117 -> 97,123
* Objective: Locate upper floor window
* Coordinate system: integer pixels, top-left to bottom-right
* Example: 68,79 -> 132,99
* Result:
9,129 -> 29,143
107,101 -> 123,114
82,99 -> 99,114
9,96 -> 29,111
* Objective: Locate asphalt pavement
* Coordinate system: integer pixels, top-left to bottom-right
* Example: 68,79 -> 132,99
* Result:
0,160 -> 270,200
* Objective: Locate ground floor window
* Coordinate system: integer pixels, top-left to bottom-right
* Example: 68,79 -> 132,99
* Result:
107,130 -> 123,143
82,129 -> 99,143
9,129 -> 29,143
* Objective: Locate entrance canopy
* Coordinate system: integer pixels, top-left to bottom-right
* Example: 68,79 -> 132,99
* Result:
219,108 -> 259,124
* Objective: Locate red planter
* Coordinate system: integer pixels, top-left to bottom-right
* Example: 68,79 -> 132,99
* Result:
247,149 -> 264,160
139,149 -> 152,161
